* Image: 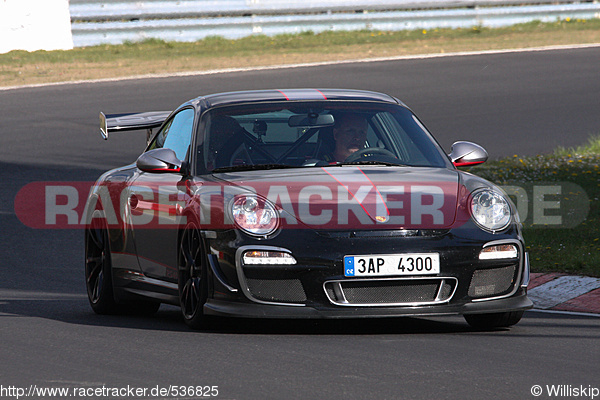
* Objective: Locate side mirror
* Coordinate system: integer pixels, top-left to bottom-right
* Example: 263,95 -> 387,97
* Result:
449,141 -> 488,167
136,148 -> 182,173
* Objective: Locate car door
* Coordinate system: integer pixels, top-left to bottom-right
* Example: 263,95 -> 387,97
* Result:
128,108 -> 195,282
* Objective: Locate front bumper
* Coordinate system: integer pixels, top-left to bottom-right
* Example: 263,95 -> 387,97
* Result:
204,224 -> 532,319
203,291 -> 532,319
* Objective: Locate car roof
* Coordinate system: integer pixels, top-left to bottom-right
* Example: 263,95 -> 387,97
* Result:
192,89 -> 402,109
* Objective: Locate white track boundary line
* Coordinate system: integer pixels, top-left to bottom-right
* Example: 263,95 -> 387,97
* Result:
2,42 -> 600,92
528,308 -> 600,318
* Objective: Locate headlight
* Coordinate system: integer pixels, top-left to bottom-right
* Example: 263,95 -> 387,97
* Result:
231,195 -> 279,237
470,189 -> 512,232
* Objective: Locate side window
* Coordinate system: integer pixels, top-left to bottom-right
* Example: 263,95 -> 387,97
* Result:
150,120 -> 173,151
148,108 -> 195,160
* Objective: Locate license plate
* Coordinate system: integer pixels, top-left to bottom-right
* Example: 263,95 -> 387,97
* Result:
344,253 -> 440,277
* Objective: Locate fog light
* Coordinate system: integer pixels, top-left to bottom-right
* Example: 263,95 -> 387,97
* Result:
242,251 -> 297,265
479,244 -> 518,260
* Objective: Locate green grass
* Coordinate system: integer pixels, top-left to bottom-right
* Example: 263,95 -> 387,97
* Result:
468,136 -> 600,277
6,19 -> 599,57
554,135 -> 600,156
2,18 -> 600,87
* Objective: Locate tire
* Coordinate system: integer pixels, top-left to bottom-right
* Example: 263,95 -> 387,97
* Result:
464,311 -> 524,330
178,222 -> 210,329
85,210 -> 120,315
85,210 -> 160,316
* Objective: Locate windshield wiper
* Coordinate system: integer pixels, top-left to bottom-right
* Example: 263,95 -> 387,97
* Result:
333,161 -> 404,167
211,164 -> 300,173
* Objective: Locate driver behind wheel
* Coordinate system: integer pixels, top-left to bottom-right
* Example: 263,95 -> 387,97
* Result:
208,115 -> 252,169
323,112 -> 368,162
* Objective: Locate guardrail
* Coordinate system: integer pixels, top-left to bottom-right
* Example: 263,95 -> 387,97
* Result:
69,0 -> 600,47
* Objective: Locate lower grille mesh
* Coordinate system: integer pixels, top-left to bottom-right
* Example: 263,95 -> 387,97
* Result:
246,278 -> 307,303
468,265 -> 517,298
325,279 -> 455,306
344,281 -> 437,304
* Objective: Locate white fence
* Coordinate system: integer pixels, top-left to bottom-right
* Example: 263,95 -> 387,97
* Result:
69,0 -> 597,19
69,0 -> 600,47
4,0 -> 600,52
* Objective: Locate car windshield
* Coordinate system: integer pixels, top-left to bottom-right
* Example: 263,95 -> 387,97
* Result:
199,101 -> 450,172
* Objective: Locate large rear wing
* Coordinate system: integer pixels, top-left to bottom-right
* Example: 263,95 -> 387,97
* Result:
99,111 -> 172,141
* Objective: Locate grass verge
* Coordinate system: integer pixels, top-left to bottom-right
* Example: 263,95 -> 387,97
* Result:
1,18 -> 600,87
468,136 -> 600,277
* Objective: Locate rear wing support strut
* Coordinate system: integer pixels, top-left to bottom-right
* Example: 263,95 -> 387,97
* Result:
99,111 -> 172,143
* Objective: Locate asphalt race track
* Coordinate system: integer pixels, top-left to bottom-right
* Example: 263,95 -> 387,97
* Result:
1,46 -> 599,400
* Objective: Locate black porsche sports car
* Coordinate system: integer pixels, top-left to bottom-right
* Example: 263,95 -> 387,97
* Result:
85,89 -> 532,329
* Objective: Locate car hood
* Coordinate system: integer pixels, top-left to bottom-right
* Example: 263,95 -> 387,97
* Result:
213,165 -> 462,230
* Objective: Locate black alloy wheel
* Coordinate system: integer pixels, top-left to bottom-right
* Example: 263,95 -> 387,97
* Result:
85,210 -> 160,315
85,210 -> 119,314
178,222 -> 209,329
